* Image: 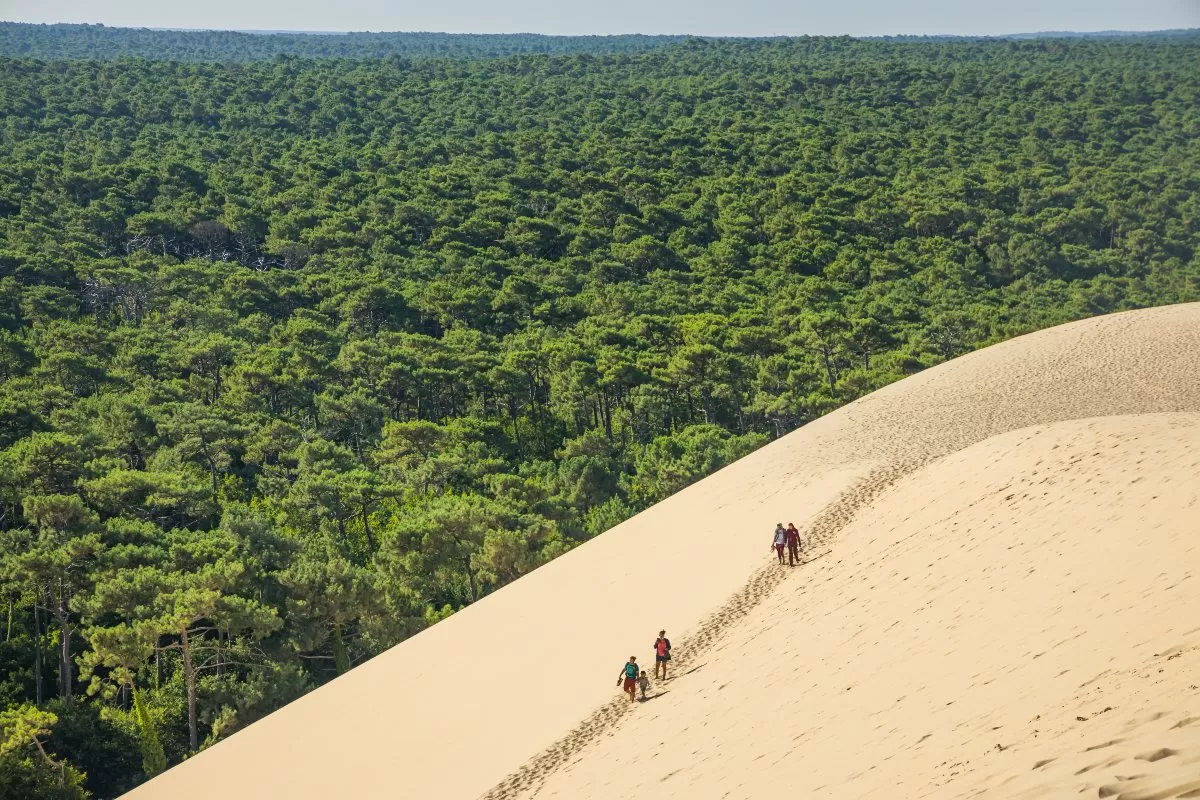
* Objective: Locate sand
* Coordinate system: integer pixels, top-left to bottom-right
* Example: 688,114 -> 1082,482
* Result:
124,302 -> 1200,800
525,413 -> 1200,799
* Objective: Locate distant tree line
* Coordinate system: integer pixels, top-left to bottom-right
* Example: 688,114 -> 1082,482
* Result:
0,22 -> 686,61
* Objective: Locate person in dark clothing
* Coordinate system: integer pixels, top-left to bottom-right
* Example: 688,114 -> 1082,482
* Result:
786,522 -> 802,566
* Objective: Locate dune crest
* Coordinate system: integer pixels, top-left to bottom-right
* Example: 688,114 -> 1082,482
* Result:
126,303 -> 1200,800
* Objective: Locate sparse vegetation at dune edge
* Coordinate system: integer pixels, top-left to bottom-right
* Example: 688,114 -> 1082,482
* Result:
0,32 -> 1197,798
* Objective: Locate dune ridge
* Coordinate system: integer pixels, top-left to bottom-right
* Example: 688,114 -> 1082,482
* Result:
125,303 -> 1200,800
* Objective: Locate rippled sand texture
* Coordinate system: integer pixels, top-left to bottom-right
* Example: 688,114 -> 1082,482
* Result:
124,303 -> 1200,800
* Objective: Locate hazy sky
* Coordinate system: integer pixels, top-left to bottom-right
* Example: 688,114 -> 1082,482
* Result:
0,0 -> 1197,37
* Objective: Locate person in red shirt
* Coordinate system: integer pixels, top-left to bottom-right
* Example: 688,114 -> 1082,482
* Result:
653,630 -> 672,680
786,522 -> 802,566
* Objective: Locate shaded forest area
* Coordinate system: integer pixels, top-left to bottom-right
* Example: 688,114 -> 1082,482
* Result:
0,33 -> 1198,797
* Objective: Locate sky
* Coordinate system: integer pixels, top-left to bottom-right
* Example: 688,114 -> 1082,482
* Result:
0,0 -> 1197,38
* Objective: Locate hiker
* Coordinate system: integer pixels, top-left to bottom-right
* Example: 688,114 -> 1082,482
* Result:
637,669 -> 651,701
653,630 -> 672,680
786,522 -> 802,566
617,655 -> 639,703
772,523 -> 787,564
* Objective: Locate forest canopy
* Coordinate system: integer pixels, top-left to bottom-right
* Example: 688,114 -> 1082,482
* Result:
0,22 -> 685,61
0,32 -> 1198,798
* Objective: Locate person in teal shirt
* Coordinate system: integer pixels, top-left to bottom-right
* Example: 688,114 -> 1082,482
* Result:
617,656 -> 639,703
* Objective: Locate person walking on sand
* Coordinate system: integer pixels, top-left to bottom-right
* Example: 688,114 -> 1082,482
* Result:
772,523 -> 787,564
637,669 -> 651,701
786,522 -> 802,566
653,630 -> 672,680
617,656 -> 639,703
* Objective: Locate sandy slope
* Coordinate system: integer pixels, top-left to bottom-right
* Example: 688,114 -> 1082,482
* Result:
125,303 -> 1200,800
525,413 -> 1200,799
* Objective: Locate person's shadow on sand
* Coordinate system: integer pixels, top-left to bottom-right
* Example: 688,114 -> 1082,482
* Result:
639,691 -> 670,703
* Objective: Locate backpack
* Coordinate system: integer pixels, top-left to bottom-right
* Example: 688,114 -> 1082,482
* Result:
656,638 -> 670,657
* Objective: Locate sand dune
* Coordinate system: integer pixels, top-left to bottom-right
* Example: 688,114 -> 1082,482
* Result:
125,303 -> 1200,800
523,413 -> 1200,799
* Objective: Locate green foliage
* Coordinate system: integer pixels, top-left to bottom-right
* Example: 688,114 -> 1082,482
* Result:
0,23 -> 684,61
0,29 -> 1197,796
130,688 -> 166,781
0,705 -> 88,799
628,425 -> 769,506
45,699 -> 142,797
0,705 -> 57,759
0,755 -> 87,800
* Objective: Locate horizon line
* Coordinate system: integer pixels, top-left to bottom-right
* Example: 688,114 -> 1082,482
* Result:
2,20 -> 1197,39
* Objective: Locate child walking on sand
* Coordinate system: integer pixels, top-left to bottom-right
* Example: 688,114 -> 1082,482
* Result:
637,670 -> 651,701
